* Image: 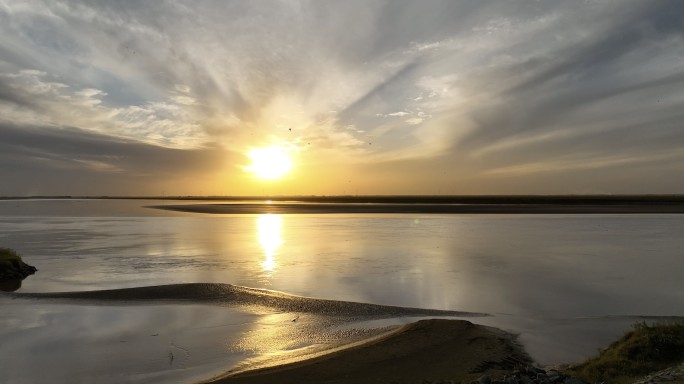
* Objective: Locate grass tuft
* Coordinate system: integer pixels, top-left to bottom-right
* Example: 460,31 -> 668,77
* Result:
0,247 -> 23,266
566,321 -> 684,384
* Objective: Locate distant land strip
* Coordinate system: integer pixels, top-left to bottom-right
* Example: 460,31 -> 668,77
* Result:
4,194 -> 684,205
150,202 -> 684,214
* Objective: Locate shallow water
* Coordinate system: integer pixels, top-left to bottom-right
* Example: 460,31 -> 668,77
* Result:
0,298 -> 258,384
1,199 -> 683,381
0,295 -> 404,384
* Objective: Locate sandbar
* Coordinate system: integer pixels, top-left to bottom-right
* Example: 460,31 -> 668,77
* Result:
13,283 -> 485,317
204,319 -> 530,384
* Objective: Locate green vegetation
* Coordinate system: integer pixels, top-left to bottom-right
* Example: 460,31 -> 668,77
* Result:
566,321 -> 684,384
0,247 -> 23,268
0,247 -> 38,291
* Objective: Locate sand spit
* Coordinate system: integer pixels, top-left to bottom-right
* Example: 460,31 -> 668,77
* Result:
10,283 -> 486,318
204,319 -> 530,384
149,202 -> 684,215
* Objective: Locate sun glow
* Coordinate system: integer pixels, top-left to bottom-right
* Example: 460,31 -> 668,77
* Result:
246,146 -> 293,180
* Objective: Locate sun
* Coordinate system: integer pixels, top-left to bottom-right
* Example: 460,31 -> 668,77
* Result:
245,146 -> 293,180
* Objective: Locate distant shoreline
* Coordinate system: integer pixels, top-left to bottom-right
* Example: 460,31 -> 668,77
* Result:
4,194 -> 684,205
5,195 -> 684,213
150,202 -> 684,214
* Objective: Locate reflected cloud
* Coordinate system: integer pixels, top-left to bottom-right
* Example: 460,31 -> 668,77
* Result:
257,214 -> 282,271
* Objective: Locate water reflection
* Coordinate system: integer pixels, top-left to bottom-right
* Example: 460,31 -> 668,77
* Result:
0,300 -> 259,384
257,214 -> 282,271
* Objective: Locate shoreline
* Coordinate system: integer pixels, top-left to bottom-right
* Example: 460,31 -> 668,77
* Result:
150,202 -> 684,215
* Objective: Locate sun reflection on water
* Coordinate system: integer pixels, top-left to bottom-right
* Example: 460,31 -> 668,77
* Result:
257,214 -> 282,271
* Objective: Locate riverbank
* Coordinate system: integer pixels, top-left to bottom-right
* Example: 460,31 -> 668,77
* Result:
203,320 -> 684,384
204,319 -> 530,384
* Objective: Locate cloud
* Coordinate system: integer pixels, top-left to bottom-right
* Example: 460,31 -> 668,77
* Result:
387,112 -> 409,117
1,0 -> 684,194
0,69 -> 206,148
0,121 -> 228,195
441,1 -> 684,181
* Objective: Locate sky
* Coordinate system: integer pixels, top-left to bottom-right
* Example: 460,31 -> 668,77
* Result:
1,0 -> 684,196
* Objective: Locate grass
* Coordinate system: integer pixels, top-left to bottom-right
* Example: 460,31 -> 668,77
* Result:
566,321 -> 684,384
0,247 -> 24,268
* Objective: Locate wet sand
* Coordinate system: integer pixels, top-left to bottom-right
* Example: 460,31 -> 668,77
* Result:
204,319 -> 530,384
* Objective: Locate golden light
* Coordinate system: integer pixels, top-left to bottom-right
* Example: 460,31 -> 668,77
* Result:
257,214 -> 282,271
246,146 -> 293,180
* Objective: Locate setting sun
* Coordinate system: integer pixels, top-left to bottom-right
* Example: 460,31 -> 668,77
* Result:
245,146 -> 293,180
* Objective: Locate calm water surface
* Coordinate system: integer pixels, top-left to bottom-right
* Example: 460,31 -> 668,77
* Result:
1,199 -> 683,382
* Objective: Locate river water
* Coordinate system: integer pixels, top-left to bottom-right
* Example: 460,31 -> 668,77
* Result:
1,199 -> 683,383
